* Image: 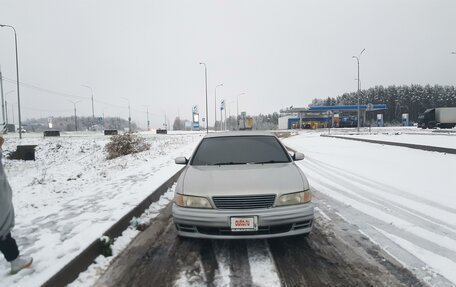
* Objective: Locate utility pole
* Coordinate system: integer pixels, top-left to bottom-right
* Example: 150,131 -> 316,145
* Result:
146,107 -> 150,131
0,66 -> 5,133
236,92 -> 245,130
11,103 -> 14,125
224,102 -> 227,131
74,104 -> 77,131
81,85 -> 95,129
128,103 -> 131,132
5,100 -> 8,127
69,100 -> 81,131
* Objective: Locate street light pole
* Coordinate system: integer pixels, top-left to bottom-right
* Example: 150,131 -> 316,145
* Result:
0,24 -> 23,138
236,92 -> 245,130
352,48 -> 365,132
214,83 -> 223,131
199,63 -> 208,134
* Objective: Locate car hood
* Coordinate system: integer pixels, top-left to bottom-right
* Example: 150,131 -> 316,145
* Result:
180,163 -> 308,197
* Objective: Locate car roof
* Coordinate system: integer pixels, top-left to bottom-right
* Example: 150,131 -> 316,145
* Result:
202,131 -> 276,139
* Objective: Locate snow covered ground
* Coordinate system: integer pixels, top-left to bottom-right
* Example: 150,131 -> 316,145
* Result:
317,126 -> 456,149
0,131 -> 203,287
284,131 -> 456,286
3,128 -> 455,286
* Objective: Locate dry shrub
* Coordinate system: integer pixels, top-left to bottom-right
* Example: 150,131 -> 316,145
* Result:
105,133 -> 151,160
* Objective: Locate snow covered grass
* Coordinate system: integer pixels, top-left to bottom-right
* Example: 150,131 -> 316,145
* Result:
0,131 -> 203,287
284,132 -> 456,285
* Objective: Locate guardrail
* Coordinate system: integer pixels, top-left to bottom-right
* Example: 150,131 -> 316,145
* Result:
320,135 -> 456,154
42,168 -> 184,287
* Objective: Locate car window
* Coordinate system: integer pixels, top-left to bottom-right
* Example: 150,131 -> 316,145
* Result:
191,136 -> 291,166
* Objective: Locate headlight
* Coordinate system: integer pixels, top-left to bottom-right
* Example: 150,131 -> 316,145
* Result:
174,194 -> 213,209
277,191 -> 311,206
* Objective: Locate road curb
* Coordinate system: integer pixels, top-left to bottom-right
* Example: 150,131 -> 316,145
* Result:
42,168 -> 184,287
320,134 -> 456,154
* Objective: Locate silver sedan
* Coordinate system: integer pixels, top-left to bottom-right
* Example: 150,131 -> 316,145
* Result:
172,132 -> 314,239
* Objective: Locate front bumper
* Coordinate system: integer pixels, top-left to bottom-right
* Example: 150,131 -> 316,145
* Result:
172,203 -> 314,239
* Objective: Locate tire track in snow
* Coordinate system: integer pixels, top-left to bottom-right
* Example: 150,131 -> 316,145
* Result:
312,191 -> 452,286
246,240 -> 281,286
228,240 -> 253,287
302,157 -> 456,235
302,162 -> 456,263
306,156 -> 456,216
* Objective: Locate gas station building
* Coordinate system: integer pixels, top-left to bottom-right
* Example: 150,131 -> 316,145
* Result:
279,104 -> 387,129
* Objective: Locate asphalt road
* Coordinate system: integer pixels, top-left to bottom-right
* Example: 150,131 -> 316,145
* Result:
95,195 -> 424,287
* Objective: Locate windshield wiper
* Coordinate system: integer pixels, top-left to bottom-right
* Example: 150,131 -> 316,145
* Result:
210,162 -> 247,166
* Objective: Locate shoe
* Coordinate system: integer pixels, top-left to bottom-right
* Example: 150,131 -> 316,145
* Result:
10,256 -> 33,274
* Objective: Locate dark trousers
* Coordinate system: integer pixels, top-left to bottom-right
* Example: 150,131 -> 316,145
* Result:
0,233 -> 19,262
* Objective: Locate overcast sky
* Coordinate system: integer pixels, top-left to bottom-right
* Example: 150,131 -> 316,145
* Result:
1,0 -> 456,128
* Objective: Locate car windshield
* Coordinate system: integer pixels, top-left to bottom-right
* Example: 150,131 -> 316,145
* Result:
191,136 -> 291,166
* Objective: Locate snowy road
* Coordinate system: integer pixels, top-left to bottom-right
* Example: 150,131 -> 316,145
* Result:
284,133 -> 456,286
95,200 -> 419,287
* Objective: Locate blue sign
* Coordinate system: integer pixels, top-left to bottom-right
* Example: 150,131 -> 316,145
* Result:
193,122 -> 200,129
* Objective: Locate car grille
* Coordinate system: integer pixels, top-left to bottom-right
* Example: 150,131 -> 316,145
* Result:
212,194 -> 276,209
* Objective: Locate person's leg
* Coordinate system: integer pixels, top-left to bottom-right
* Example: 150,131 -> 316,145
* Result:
0,233 -> 20,262
1,233 -> 33,274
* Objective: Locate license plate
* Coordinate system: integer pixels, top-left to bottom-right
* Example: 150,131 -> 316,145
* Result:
230,216 -> 258,231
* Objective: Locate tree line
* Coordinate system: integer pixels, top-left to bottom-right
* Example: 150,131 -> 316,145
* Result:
311,84 -> 456,123
23,116 -> 137,132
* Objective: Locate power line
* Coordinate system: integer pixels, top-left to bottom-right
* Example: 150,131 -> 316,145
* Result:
2,76 -> 168,118
2,77 -> 86,100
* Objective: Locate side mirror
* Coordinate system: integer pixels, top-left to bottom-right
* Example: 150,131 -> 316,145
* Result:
175,157 -> 188,165
293,152 -> 304,161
